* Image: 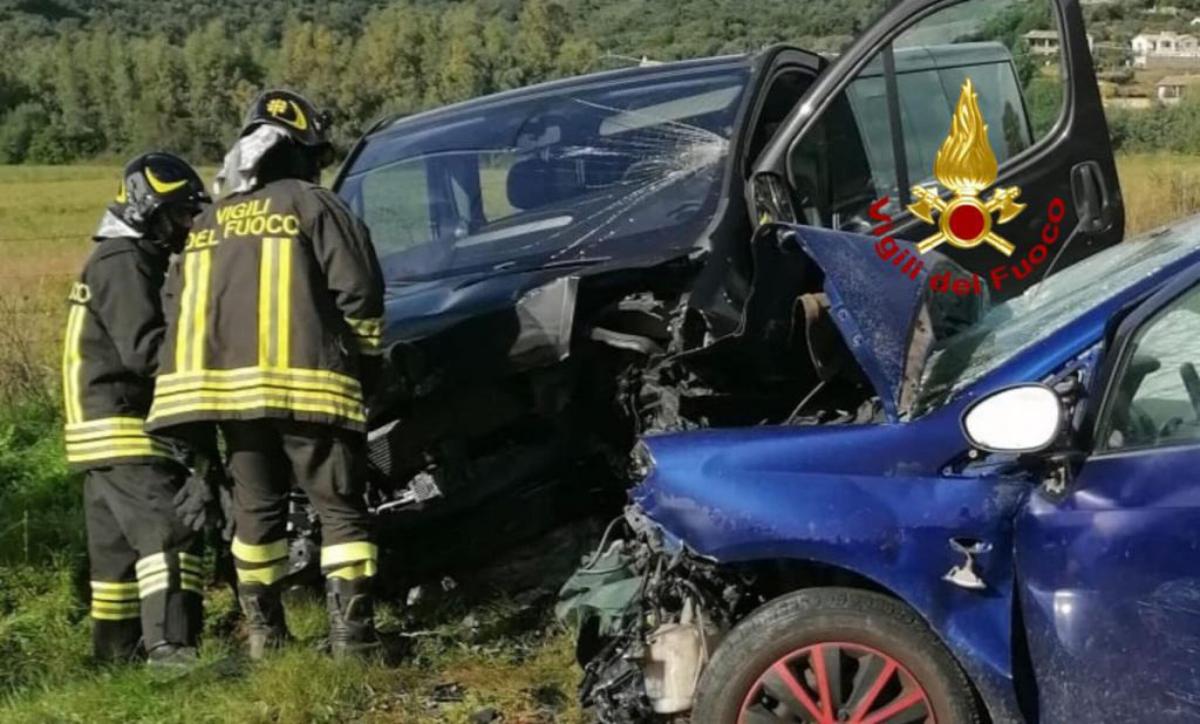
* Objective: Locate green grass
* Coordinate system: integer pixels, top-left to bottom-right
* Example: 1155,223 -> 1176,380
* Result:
0,398 -> 582,722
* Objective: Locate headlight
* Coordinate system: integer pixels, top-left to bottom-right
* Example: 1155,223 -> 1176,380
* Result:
630,440 -> 656,480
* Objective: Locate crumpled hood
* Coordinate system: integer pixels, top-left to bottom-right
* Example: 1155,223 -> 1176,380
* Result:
777,224 -> 938,420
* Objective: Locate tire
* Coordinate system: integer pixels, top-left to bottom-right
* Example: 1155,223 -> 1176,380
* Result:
691,587 -> 982,724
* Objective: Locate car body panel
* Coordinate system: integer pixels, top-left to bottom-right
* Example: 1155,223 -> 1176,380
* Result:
1015,263 -> 1200,721
633,412 -> 1029,721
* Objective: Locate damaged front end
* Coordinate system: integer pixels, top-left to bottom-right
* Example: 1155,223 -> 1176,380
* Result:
557,507 -> 758,721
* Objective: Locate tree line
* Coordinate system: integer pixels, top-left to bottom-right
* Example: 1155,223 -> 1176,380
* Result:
0,0 -> 889,164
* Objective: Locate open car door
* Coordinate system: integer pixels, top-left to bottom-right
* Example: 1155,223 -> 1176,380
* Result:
751,0 -> 1122,298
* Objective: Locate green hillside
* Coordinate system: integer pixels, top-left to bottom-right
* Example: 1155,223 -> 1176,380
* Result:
0,0 -> 888,164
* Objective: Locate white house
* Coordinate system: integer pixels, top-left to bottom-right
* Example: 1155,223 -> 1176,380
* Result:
1132,31 -> 1200,67
1021,29 -> 1095,56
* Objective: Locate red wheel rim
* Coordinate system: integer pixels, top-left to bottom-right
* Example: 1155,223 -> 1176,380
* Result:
737,641 -> 935,724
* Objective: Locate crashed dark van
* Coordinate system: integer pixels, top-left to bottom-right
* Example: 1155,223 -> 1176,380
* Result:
324,0 -> 1122,586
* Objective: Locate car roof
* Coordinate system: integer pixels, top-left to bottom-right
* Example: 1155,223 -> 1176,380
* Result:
367,53 -> 757,139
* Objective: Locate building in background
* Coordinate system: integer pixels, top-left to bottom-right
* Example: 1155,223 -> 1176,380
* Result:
1133,31 -> 1200,67
1156,74 -> 1200,103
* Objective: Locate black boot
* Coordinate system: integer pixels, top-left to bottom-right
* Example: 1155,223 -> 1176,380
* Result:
238,585 -> 289,660
326,577 -> 380,659
93,618 -> 142,664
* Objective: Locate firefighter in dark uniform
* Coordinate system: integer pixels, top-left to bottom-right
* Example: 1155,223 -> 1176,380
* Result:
146,90 -> 385,659
65,153 -> 210,666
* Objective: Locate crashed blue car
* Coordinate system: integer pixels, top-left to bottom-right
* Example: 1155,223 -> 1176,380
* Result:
563,221 -> 1200,723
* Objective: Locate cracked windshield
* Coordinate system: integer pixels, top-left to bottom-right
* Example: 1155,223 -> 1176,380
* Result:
339,66 -> 747,280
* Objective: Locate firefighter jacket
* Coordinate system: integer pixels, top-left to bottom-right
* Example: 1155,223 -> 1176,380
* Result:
146,179 -> 384,434
63,237 -> 178,470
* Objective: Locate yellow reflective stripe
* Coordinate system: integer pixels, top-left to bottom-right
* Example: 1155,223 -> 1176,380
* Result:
175,251 -> 197,372
236,561 -> 288,586
258,236 -> 276,367
277,237 -> 292,369
179,552 -> 203,572
156,367 -> 362,395
91,601 -> 140,620
65,416 -> 147,432
65,417 -> 152,441
320,542 -> 378,569
181,576 -> 203,593
66,436 -> 170,452
62,304 -> 86,424
92,592 -> 138,603
66,442 -> 175,464
190,249 -> 212,372
155,373 -> 361,400
325,559 -> 378,580
91,580 -> 138,595
136,553 -> 168,577
149,392 -> 366,424
232,537 -> 287,564
139,573 -> 170,598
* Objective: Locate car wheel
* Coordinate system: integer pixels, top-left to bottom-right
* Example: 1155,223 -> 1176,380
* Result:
692,587 -> 982,724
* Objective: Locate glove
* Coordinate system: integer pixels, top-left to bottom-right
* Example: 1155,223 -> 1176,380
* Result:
174,460 -> 227,534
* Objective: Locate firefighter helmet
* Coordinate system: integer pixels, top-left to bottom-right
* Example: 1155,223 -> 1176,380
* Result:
241,89 -> 333,149
112,152 -> 209,231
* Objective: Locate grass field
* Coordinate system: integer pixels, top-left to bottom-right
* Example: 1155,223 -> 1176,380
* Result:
0,165 -> 585,721
0,153 -> 1198,722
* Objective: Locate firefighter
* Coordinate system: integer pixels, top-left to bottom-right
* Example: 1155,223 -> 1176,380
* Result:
146,90 -> 385,660
65,153 -> 211,666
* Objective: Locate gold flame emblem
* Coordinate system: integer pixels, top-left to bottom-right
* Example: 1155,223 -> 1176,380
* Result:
908,78 -> 1025,256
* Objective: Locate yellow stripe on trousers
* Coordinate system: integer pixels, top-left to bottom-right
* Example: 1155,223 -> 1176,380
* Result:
61,304 -> 86,424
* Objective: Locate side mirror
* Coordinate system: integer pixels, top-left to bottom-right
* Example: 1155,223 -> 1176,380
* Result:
961,384 -> 1065,454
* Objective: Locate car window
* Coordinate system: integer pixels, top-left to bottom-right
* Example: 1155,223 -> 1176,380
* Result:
789,0 -> 1064,230
339,66 -> 750,281
1100,286 -> 1200,452
358,159 -> 431,256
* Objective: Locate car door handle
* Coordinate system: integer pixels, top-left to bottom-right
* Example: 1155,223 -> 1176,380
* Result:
1071,161 -> 1111,233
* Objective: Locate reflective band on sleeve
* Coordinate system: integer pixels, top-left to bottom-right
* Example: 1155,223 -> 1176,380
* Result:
232,537 -> 288,564
320,541 -> 378,569
325,559 -> 378,581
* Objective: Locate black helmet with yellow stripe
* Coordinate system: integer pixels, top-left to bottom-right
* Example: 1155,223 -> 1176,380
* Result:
110,152 -> 209,249
241,89 -> 333,150
113,152 -> 209,230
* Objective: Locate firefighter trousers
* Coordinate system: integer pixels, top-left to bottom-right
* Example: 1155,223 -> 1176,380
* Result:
84,462 -> 202,661
220,420 -> 376,593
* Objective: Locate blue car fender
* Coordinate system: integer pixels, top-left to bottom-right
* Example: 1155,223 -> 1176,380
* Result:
632,408 -> 1031,721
